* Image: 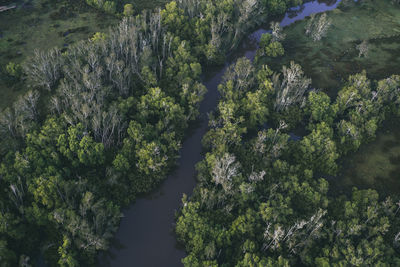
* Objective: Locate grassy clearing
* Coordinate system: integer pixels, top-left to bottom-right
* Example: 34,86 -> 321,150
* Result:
330,118 -> 400,197
0,2 -> 119,109
262,0 -> 400,96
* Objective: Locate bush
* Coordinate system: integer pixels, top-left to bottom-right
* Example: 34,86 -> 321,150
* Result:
123,4 -> 134,17
265,41 -> 284,57
103,1 -> 116,14
91,32 -> 106,42
5,62 -> 22,79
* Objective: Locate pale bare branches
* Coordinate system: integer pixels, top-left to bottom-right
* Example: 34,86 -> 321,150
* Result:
263,209 -> 326,254
0,90 -> 40,138
271,21 -> 285,42
24,48 -> 63,91
305,13 -> 331,42
222,57 -> 255,96
210,12 -> 230,50
177,0 -> 202,19
275,61 -> 311,112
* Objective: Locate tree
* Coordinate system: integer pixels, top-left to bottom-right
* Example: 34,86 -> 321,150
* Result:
58,236 -> 78,267
219,57 -> 255,99
242,88 -> 270,128
162,2 -> 189,38
356,40 -> 369,58
312,189 -> 400,266
296,122 -> 338,175
275,61 -> 311,112
265,41 -> 284,57
5,62 -> 22,80
305,13 -> 331,41
210,153 -> 240,194
270,21 -> 285,42
259,33 -> 284,57
24,48 -> 63,91
57,123 -> 105,167
305,91 -> 337,126
123,4 -> 134,17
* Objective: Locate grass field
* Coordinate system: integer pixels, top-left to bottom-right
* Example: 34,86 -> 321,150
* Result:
261,0 -> 400,96
330,118 -> 400,197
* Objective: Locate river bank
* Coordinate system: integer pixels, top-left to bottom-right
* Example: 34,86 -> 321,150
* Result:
98,1 -> 343,266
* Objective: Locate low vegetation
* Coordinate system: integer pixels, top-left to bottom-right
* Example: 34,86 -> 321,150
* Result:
260,0 -> 400,95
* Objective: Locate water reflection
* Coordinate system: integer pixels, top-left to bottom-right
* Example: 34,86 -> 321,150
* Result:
281,0 -> 340,27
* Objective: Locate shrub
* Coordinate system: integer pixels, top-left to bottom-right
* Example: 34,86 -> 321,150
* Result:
123,4 -> 134,17
5,62 -> 22,79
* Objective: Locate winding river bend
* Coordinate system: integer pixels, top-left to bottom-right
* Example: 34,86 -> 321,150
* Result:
99,1 -> 341,266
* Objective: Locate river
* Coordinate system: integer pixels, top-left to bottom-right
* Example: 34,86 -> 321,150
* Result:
98,1 -> 341,266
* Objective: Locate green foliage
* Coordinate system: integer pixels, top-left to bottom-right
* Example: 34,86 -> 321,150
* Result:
259,33 -> 284,57
90,32 -> 106,42
162,2 -> 188,38
57,124 -> 105,167
305,91 -> 337,127
58,236 -> 78,267
265,41 -> 284,57
103,1 -> 116,14
265,0 -> 288,15
296,122 -> 338,175
260,33 -> 272,48
176,51 -> 400,266
9,0 -> 397,266
86,0 -> 116,14
123,4 -> 134,17
311,189 -> 400,266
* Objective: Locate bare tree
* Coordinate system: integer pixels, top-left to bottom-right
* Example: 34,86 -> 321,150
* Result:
212,153 -> 240,193
275,61 -> 311,112
20,90 -> 40,121
222,57 -> 255,96
305,13 -> 332,41
19,255 -> 31,267
356,40 -> 369,58
0,90 -> 41,137
248,170 -> 266,182
24,48 -> 63,91
9,175 -> 26,213
271,21 -> 285,42
0,107 -> 16,137
232,0 -> 258,48
263,209 -> 326,254
210,12 -> 230,51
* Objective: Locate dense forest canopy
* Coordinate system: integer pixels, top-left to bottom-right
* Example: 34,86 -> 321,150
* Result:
176,54 -> 400,265
0,0 -> 302,265
1,0 -> 400,266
